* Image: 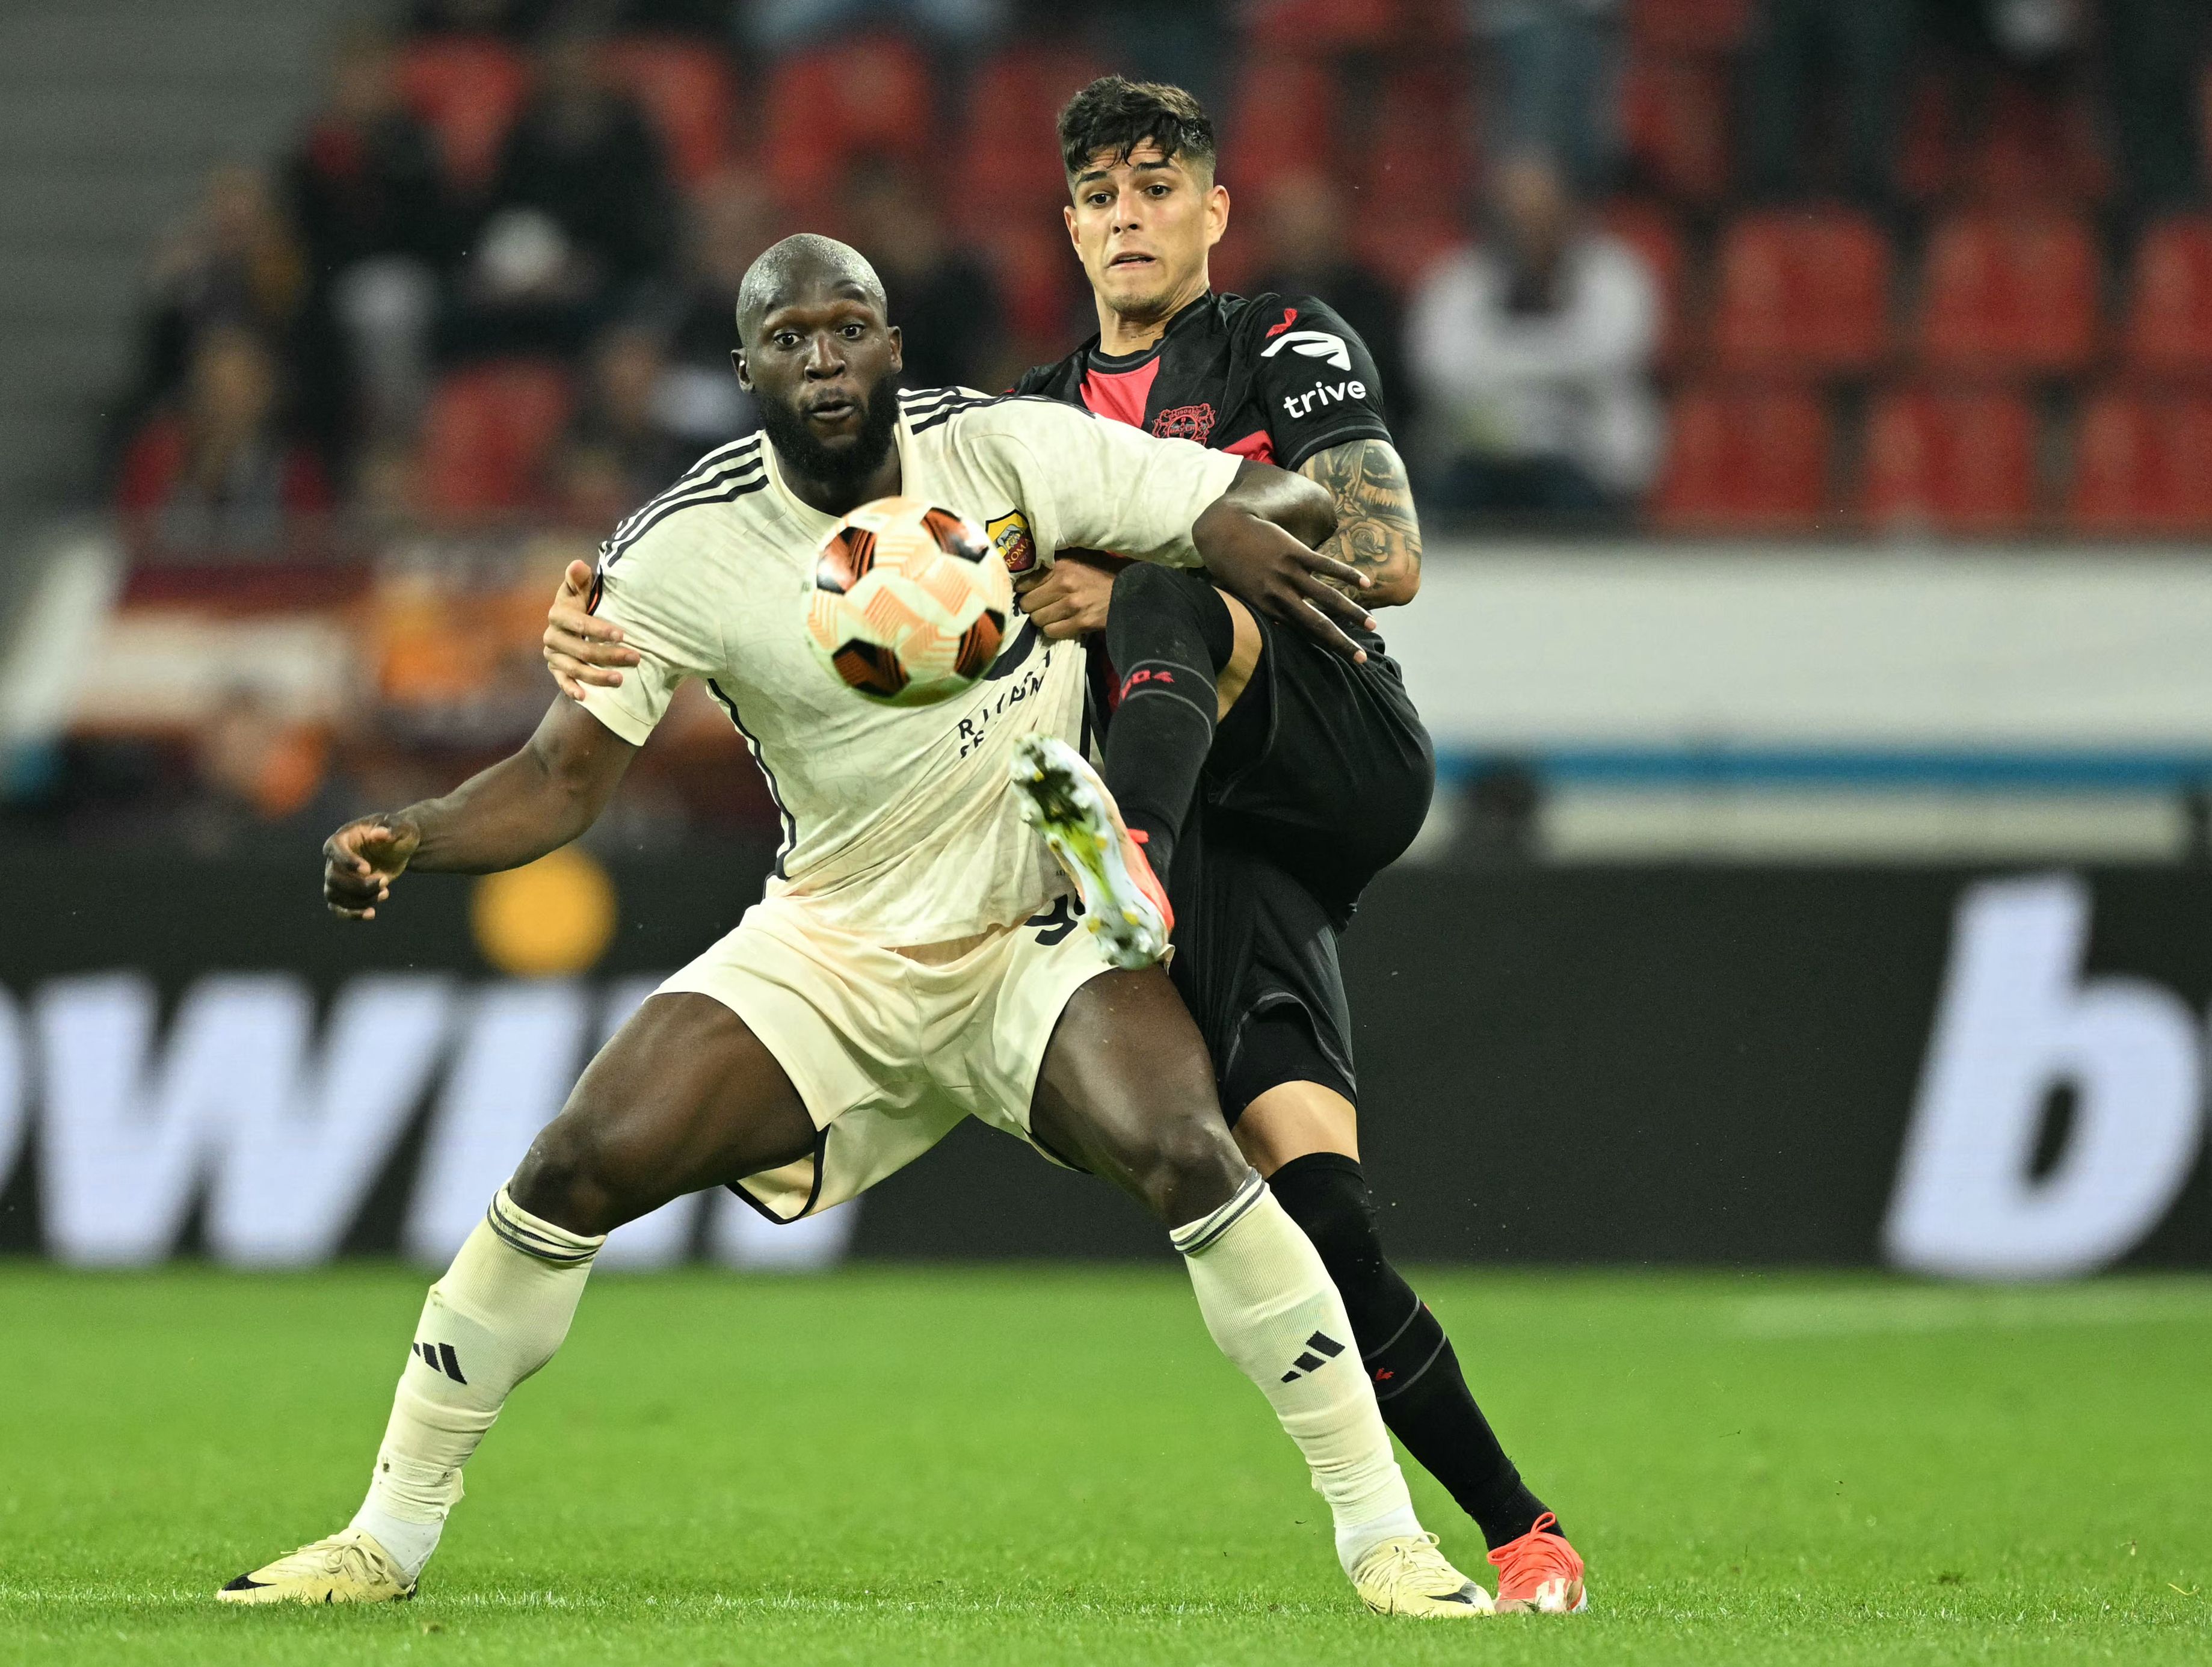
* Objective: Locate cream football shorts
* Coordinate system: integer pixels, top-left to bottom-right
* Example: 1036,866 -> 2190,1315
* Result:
655,893 -> 1119,1222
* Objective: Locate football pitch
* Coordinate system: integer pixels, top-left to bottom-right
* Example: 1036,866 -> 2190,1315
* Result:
2,1265 -> 2206,1666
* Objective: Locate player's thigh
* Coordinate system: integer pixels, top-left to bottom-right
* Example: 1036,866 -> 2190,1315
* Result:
1236,1080 -> 1360,1176
1027,967 -> 1249,1227
1212,589 -> 1263,720
512,991 -> 816,1234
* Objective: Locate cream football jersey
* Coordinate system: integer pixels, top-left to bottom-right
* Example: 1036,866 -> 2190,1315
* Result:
577,387 -> 1243,945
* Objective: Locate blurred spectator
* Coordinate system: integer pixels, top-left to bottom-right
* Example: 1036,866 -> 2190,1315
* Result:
745,0 -> 1007,55
665,172 -> 778,443
843,163 -> 1003,391
116,327 -> 331,554
1737,0 -> 1917,211
1473,0 -> 1624,196
445,23 -> 677,360
1249,172 -> 1410,430
405,0 -> 551,35
1406,154 -> 1660,518
555,323 -> 701,524
286,29 -> 455,443
180,689 -> 348,855
2104,0 -> 2208,215
137,165 -> 307,414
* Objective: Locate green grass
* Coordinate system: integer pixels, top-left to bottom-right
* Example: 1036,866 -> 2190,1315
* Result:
1,1265 -> 2207,1666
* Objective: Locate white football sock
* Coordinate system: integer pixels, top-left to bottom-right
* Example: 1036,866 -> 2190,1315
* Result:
1171,1168 -> 1420,1576
349,1187 -> 603,1580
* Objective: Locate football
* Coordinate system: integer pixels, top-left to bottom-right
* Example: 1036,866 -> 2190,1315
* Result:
802,496 -> 1013,706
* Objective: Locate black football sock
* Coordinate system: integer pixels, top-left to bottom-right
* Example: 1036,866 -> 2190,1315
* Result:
1099,565 -> 1235,886
1269,1151 -> 1560,1550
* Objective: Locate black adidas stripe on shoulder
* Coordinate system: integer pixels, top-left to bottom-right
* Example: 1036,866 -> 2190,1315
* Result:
599,434 -> 767,567
900,385 -> 1065,435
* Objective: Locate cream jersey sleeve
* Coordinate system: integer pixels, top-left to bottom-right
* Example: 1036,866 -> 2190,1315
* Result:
973,396 -> 1243,569
575,514 -> 727,747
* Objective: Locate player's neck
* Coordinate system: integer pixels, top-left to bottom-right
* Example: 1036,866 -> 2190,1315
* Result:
1095,270 -> 1211,357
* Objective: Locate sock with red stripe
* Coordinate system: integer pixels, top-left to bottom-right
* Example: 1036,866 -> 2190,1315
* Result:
1100,563 -> 1236,887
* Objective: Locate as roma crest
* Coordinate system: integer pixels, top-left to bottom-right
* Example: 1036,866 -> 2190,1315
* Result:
985,509 -> 1037,575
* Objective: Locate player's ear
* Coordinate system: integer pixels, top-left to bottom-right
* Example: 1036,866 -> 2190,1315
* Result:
730,348 -> 753,392
1205,183 -> 1230,253
886,324 -> 903,375
1064,201 -> 1080,254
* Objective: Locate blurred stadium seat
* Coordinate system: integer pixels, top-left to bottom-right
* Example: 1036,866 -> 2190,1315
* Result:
2123,216 -> 2212,380
1917,211 -> 2101,378
960,45 -> 1106,217
396,37 -> 531,191
1711,209 -> 1893,379
418,360 -> 573,519
1227,57 -> 1339,192
2066,387 -> 2212,535
599,38 -> 739,188
1621,52 -> 1731,203
763,35 -> 932,200
1628,0 -> 1752,56
1861,387 -> 2039,535
1243,0 -> 1407,54
1359,64 -> 1476,223
1651,384 -> 1831,531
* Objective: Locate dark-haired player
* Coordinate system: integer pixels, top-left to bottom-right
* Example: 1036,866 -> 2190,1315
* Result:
1011,78 -> 1585,1615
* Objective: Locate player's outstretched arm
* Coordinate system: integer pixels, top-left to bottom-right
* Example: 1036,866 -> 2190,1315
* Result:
1191,460 -> 1376,663
543,559 -> 641,700
321,697 -> 636,919
1298,437 -> 1422,608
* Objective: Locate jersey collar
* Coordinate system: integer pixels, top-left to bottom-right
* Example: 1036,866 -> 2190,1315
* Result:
1084,291 -> 1218,372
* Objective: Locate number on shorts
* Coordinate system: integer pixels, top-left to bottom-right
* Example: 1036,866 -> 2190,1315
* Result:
1026,895 -> 1083,946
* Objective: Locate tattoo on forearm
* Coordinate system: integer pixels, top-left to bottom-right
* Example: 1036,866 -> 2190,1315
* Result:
1299,439 -> 1422,601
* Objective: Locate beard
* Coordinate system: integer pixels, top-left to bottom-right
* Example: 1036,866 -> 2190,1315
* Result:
756,375 -> 901,495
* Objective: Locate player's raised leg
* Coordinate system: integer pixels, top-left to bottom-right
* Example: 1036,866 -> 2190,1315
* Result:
219,993 -> 816,1603
1025,968 -> 1491,1617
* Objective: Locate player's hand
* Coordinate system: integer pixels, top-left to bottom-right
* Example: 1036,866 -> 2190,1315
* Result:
1015,550 -> 1125,640
323,815 -> 422,920
1192,506 -> 1374,664
544,559 -> 638,701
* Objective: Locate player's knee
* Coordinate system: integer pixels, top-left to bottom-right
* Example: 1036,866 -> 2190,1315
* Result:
1267,1153 -> 1386,1280
1121,1108 -> 1245,1222
508,1110 -> 630,1237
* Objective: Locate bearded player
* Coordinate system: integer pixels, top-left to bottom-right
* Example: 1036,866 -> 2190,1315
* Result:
546,81 -> 1584,1614
217,236 -> 1494,1618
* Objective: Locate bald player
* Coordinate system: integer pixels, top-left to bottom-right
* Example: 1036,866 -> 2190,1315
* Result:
214,236 -> 1494,1619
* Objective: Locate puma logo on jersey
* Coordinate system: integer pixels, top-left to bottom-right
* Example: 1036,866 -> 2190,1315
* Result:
412,1341 -> 468,1384
1278,1329 -> 1348,1382
1261,328 -> 1352,370
1283,379 -> 1368,419
1265,306 -> 1300,338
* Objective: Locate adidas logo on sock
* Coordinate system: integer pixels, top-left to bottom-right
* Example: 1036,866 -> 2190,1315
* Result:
411,1340 -> 468,1384
1279,1330 -> 1346,1383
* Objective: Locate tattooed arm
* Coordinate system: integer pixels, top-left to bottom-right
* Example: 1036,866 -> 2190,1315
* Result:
1297,437 -> 1422,607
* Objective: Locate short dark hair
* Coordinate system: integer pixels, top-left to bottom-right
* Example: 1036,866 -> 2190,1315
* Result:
1056,76 -> 1218,183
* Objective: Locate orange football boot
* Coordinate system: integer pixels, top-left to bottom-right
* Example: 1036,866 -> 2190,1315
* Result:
1487,1513 -> 1587,1613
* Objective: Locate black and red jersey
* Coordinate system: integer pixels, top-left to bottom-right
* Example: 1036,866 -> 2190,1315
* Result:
1013,291 -> 1393,471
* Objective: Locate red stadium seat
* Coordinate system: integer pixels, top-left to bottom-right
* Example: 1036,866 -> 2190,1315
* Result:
1711,209 -> 1893,379
1243,0 -> 1406,53
1600,199 -> 1690,371
1916,211 -> 2101,378
418,360 -> 574,519
959,45 -> 1106,218
1861,387 -> 2039,534
1225,57 -> 1337,191
1358,64 -> 1477,223
1650,385 -> 1832,532
2124,216 -> 2212,380
971,220 -> 1083,357
599,38 -> 739,187
2067,388 -> 2212,535
396,39 -> 531,191
1959,75 -> 2110,205
1621,54 -> 1731,203
763,35 -> 932,200
1628,0 -> 1752,55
